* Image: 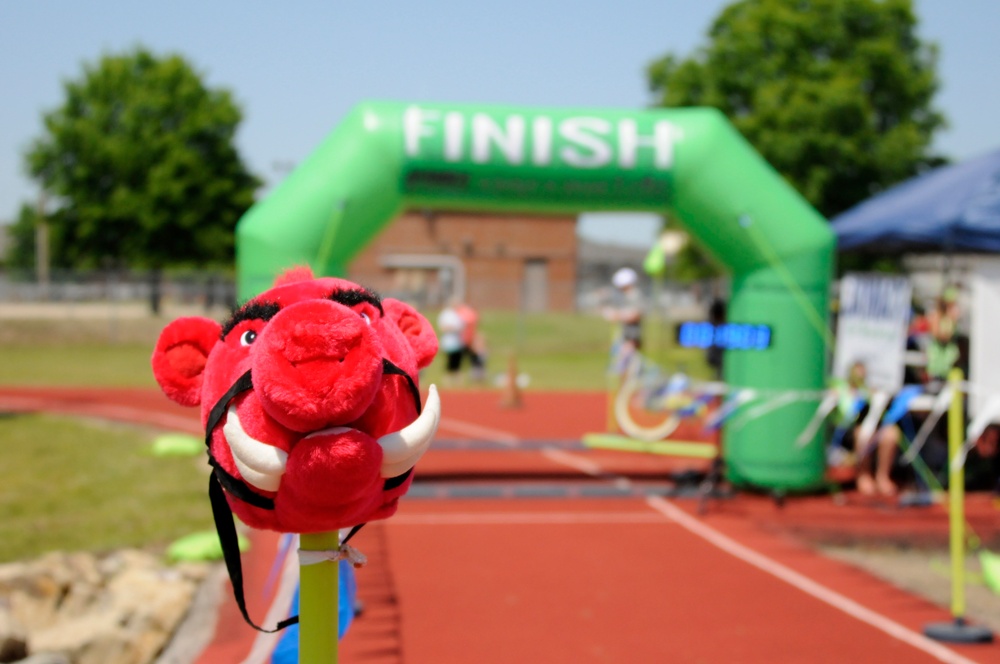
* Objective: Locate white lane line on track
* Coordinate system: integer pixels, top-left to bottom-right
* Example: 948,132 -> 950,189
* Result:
541,447 -> 638,495
0,396 -> 51,410
391,511 -> 673,525
90,406 -> 202,432
0,397 -> 202,433
541,447 -> 610,477
241,536 -> 299,664
646,496 -> 982,664
538,448 -> 981,664
416,420 -> 978,661
437,417 -> 520,446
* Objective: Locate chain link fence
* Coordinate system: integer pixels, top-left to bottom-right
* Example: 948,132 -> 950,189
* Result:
0,269 -> 235,308
0,267 -> 712,323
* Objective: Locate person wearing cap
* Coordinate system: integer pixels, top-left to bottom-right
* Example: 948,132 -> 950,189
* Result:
925,286 -> 961,389
603,267 -> 645,372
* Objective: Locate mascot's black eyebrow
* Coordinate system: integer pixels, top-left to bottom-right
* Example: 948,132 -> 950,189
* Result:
221,300 -> 282,339
220,288 -> 382,340
328,288 -> 383,315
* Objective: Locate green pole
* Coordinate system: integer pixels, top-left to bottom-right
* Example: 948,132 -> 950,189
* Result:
947,367 -> 967,621
299,531 -> 341,662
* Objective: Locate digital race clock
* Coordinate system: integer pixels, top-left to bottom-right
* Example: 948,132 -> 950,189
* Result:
676,322 -> 773,351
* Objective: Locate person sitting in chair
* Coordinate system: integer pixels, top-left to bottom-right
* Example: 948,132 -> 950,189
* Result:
836,361 -> 902,497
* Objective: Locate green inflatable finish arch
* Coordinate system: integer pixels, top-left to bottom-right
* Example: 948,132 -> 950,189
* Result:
236,102 -> 835,492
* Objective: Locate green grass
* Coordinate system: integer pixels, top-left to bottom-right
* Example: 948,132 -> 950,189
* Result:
0,413 -> 212,563
0,309 -> 711,560
419,310 -> 712,390
0,310 -> 711,390
0,316 -> 165,387
0,344 -> 158,387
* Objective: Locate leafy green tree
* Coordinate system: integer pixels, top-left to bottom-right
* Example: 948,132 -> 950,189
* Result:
4,204 -> 40,271
23,47 -> 259,269
648,0 -> 945,219
655,216 -> 722,284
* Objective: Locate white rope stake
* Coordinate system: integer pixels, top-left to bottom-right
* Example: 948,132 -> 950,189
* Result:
299,543 -> 368,568
796,391 -> 840,447
901,386 -> 952,465
855,390 -> 891,458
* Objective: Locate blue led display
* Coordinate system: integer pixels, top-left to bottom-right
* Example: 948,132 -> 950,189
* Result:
676,322 -> 773,351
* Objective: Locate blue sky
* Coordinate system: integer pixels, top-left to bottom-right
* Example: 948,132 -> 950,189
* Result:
1,0 -> 997,248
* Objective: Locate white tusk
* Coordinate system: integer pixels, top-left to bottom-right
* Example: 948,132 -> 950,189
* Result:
223,407 -> 288,492
377,385 -> 440,478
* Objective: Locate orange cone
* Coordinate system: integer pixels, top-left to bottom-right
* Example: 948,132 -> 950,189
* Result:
500,352 -> 523,409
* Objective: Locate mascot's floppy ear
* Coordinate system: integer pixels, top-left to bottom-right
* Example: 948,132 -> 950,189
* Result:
151,317 -> 222,407
383,298 -> 439,370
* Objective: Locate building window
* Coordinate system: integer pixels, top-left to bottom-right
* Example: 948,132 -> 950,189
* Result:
523,258 -> 549,313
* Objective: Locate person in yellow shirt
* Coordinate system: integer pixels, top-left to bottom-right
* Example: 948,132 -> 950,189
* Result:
925,287 -> 961,389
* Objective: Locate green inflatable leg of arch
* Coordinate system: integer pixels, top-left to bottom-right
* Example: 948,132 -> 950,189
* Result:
236,102 -> 834,492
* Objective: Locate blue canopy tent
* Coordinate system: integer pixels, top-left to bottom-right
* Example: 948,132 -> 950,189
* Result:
831,149 -> 1000,252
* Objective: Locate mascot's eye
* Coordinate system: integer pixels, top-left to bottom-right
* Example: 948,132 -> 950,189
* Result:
359,312 -> 371,326
240,330 -> 257,346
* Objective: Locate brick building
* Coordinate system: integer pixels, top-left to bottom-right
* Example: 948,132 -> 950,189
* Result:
348,210 -> 577,311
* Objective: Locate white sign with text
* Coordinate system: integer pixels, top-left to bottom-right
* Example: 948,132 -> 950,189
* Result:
834,273 -> 912,392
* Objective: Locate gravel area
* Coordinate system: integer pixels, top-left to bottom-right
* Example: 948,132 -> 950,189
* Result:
821,544 -> 1000,635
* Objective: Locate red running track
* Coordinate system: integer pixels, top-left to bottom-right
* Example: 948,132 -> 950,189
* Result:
345,497 -> 1000,664
1,386 -> 999,662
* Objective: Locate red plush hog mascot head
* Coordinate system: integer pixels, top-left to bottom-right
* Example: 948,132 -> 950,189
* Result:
151,267 -> 439,534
